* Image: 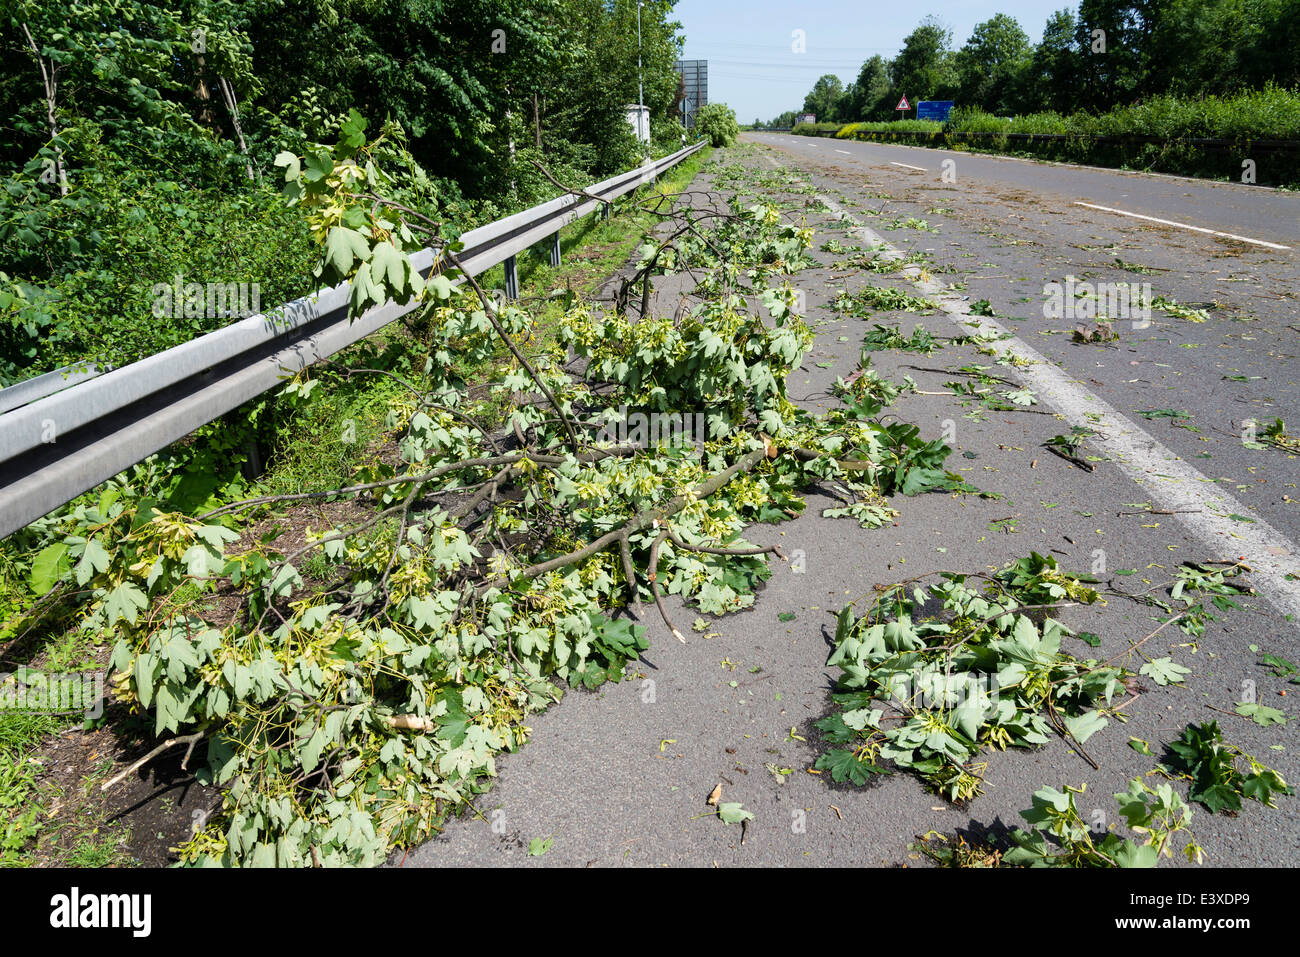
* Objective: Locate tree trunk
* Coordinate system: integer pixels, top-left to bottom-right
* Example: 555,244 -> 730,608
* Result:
21,23 -> 68,197
219,76 -> 256,181
195,53 -> 214,128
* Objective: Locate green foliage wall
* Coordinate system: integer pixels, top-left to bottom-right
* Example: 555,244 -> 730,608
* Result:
0,0 -> 688,382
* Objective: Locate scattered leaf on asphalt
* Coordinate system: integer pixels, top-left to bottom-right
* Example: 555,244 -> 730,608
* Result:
717,802 -> 754,825
528,836 -> 553,857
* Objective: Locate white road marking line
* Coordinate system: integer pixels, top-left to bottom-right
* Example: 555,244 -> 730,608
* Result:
890,161 -> 927,172
835,149 -> 852,155
1073,202 -> 1291,251
757,153 -> 1300,625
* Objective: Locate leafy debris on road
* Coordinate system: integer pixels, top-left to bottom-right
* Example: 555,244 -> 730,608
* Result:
1167,721 -> 1293,813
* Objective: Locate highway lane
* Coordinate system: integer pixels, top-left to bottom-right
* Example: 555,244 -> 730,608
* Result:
748,131 -> 1300,250
749,131 -> 1300,560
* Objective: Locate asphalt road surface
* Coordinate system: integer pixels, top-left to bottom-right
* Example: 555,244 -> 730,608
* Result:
396,135 -> 1300,869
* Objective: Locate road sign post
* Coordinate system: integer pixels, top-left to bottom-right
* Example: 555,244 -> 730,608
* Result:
895,96 -> 910,120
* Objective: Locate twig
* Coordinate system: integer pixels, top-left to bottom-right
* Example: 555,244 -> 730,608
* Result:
1047,697 -> 1101,770
1043,444 -> 1095,472
1100,612 -> 1187,668
648,530 -> 685,642
198,447 -> 640,519
21,23 -> 68,197
619,534 -> 642,619
101,731 -> 207,791
444,248 -> 582,453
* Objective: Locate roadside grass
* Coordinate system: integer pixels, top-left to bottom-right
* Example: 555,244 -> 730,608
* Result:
0,709 -> 60,865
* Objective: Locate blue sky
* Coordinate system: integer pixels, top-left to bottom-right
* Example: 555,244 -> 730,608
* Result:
673,1 -> 1075,122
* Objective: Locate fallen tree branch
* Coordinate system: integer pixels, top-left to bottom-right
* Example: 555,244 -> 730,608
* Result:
199,446 -> 642,519
387,714 -> 435,732
101,730 -> 207,791
478,445 -> 769,597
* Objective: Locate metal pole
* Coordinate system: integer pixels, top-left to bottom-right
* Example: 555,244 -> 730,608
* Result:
636,1 -> 644,145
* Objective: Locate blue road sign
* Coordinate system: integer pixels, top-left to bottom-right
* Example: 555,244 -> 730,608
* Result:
916,100 -> 954,122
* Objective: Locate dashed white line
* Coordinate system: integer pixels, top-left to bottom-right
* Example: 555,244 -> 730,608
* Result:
759,153 -> 1300,625
1073,202 -> 1291,251
890,161 -> 928,172
835,149 -> 852,155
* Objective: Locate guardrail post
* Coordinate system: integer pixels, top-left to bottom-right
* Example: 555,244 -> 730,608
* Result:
602,202 -> 611,221
504,255 -> 519,301
549,233 -> 561,268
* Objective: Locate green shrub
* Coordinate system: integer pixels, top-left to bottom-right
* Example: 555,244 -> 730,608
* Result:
0,159 -> 318,385
696,103 -> 740,148
793,121 -> 844,136
652,116 -> 689,155
837,120 -> 943,137
832,87 -> 1300,186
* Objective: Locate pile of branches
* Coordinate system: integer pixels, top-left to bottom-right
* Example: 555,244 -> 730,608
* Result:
7,132 -> 969,865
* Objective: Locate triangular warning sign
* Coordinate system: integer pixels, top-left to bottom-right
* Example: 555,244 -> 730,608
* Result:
896,96 -> 910,110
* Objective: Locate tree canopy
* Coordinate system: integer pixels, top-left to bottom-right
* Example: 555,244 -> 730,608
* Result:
0,0 -> 692,381
764,2 -> 1300,126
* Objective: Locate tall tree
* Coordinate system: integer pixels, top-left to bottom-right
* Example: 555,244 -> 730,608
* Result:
1143,0 -> 1300,97
847,55 -> 892,120
954,14 -> 1031,114
890,16 -> 958,103
1027,8 -> 1082,113
802,73 -> 844,121
1074,0 -> 1149,109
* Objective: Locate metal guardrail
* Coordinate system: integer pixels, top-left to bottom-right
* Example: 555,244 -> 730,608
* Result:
0,141 -> 706,539
0,363 -> 109,415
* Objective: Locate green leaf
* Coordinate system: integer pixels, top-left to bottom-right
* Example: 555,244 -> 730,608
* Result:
324,226 -> 371,278
1063,710 -> 1107,744
527,836 -> 553,856
1193,781 -> 1241,814
302,150 -> 333,184
273,150 -> 300,182
717,802 -> 754,825
1140,657 -> 1192,686
1112,841 -> 1159,868
104,583 -> 148,625
75,539 -> 111,586
30,543 -> 70,595
299,728 -> 328,775
814,748 -> 884,785
134,652 -> 157,709
428,274 -> 455,300
1235,702 -> 1288,726
1259,652 -> 1298,679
